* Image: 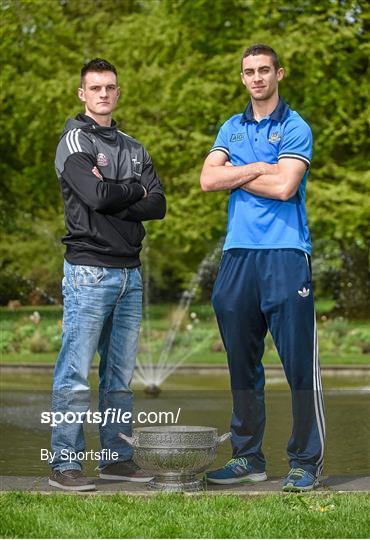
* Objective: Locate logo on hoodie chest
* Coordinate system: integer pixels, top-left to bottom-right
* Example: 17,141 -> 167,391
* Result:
97,153 -> 109,167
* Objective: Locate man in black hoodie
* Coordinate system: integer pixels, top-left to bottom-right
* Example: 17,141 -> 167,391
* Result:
49,59 -> 166,491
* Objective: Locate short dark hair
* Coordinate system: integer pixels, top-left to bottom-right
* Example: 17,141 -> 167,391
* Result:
241,44 -> 280,71
80,58 -> 118,87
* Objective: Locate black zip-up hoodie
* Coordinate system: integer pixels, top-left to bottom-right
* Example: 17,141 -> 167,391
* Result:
55,114 -> 166,268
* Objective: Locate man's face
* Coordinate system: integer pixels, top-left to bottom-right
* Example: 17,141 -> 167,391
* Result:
78,71 -> 120,116
241,54 -> 284,101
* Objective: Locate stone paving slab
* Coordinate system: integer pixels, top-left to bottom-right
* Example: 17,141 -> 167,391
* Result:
1,476 -> 369,495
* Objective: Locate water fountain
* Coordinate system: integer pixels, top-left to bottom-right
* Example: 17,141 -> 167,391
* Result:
135,239 -> 224,395
4,241 -> 223,395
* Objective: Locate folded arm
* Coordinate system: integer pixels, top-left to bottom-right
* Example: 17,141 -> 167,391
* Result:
112,154 -> 166,222
62,152 -> 145,213
200,150 -> 278,192
241,158 -> 307,201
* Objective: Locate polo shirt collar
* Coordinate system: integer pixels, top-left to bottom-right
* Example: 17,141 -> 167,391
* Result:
241,97 -> 289,123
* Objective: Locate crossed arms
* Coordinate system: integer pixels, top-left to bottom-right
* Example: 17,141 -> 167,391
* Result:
62,143 -> 304,223
200,150 -> 307,201
62,152 -> 166,221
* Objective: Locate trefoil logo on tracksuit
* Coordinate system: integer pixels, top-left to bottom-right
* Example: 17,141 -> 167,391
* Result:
298,287 -> 310,297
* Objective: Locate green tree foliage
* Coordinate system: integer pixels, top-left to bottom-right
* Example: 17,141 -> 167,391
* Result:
1,0 -> 368,311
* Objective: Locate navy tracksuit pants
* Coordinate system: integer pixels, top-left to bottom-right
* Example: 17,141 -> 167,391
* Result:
212,249 -> 326,476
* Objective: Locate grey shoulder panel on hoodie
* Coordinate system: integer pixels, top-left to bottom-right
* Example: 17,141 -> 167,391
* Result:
55,119 -> 95,177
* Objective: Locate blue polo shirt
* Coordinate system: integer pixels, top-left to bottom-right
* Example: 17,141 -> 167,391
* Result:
210,97 -> 313,254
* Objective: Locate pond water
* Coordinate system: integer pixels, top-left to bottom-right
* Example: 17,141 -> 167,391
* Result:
0,372 -> 369,477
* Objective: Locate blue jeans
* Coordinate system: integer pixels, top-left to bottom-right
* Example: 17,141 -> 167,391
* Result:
50,260 -> 142,471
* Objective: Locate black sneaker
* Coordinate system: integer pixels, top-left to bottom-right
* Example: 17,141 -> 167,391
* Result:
49,469 -> 96,491
99,460 -> 154,483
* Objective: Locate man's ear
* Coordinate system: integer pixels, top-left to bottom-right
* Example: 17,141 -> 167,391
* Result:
277,67 -> 285,82
78,87 -> 86,103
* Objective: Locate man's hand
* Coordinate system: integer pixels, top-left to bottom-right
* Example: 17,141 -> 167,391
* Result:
241,159 -> 306,201
92,166 -> 103,180
92,166 -> 147,198
200,151 -> 266,192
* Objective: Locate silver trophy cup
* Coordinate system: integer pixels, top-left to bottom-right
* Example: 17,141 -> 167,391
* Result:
119,426 -> 230,491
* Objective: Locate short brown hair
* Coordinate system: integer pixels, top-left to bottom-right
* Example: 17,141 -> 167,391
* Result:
80,58 -> 118,87
241,44 -> 280,71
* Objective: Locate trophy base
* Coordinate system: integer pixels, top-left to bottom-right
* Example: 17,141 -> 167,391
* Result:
148,474 -> 204,492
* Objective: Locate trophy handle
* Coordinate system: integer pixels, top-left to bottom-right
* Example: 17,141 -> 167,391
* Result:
118,432 -> 135,446
217,432 -> 231,446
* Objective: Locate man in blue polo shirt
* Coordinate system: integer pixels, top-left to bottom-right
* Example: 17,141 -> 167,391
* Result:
200,44 -> 325,492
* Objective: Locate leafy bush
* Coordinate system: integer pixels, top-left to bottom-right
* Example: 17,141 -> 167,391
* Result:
0,329 -> 16,354
28,330 -> 50,353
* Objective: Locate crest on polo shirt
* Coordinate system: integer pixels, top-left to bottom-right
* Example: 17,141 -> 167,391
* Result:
268,132 -> 281,143
230,133 -> 245,142
97,153 -> 109,166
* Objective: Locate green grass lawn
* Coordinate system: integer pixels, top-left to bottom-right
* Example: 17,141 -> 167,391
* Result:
1,302 -> 369,366
0,492 -> 369,539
